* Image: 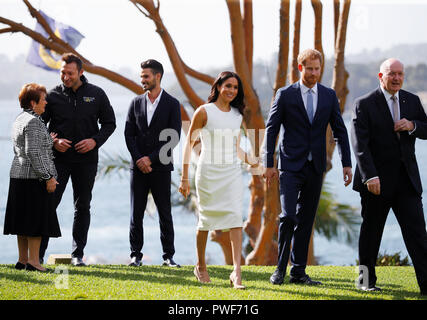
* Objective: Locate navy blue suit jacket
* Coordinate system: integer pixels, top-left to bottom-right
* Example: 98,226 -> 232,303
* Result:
351,87 -> 427,197
264,82 -> 352,174
124,90 -> 181,171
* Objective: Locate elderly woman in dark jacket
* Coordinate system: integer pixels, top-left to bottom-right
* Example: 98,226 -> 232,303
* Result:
3,83 -> 61,272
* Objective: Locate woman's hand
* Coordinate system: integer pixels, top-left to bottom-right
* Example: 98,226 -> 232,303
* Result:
50,132 -> 58,140
179,179 -> 190,199
249,161 -> 264,176
46,177 -> 58,193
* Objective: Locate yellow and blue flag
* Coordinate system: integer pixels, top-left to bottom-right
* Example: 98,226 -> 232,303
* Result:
27,10 -> 84,71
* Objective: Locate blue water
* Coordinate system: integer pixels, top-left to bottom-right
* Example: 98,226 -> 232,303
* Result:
1,96 -> 426,266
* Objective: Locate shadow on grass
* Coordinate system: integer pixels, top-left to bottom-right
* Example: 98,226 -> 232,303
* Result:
4,264 -> 422,300
0,266 -> 52,285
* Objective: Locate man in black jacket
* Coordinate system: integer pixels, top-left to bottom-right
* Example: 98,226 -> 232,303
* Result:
351,58 -> 427,295
124,59 -> 181,267
40,53 -> 116,266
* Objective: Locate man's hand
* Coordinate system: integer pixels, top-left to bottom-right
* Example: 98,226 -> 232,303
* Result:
394,118 -> 415,132
75,138 -> 96,154
263,167 -> 279,187
53,138 -> 72,153
367,177 -> 381,195
136,156 -> 152,174
343,167 -> 353,187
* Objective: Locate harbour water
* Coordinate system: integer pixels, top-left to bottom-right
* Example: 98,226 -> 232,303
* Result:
1,96 -> 426,266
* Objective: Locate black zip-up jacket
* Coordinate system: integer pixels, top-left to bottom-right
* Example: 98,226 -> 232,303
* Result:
43,75 -> 116,163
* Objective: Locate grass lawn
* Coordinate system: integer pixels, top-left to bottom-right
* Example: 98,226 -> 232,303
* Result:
0,265 -> 425,300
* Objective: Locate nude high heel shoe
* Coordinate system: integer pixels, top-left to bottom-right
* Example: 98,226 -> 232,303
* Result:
229,271 -> 245,290
194,266 -> 211,283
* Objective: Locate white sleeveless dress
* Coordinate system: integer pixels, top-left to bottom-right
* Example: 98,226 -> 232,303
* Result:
195,103 -> 244,231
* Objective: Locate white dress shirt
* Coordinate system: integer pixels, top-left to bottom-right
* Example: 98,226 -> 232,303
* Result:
146,89 -> 163,126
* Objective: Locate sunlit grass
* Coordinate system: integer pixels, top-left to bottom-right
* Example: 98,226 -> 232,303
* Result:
0,265 -> 424,300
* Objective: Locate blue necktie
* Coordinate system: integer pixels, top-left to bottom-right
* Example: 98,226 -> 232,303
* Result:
307,89 -> 314,124
306,89 -> 314,161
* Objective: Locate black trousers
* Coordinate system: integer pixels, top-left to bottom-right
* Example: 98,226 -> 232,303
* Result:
129,168 -> 175,261
358,164 -> 427,291
277,160 -> 323,277
39,161 -> 97,259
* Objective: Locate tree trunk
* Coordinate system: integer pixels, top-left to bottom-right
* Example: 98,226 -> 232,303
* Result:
329,0 -> 351,167
289,0 -> 302,84
311,0 -> 325,81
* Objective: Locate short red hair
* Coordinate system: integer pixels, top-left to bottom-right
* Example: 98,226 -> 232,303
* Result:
18,83 -> 47,110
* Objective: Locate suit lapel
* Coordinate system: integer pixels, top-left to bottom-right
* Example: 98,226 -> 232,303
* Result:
293,82 -> 311,124
312,84 -> 323,124
141,93 -> 148,129
399,90 -> 408,120
148,90 -> 166,128
375,87 -> 395,127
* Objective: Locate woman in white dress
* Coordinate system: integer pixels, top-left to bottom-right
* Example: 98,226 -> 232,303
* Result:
179,71 -> 259,289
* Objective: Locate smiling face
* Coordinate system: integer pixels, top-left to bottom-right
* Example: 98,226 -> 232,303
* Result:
60,61 -> 83,91
217,77 -> 239,104
379,59 -> 405,95
140,68 -> 160,92
299,58 -> 321,88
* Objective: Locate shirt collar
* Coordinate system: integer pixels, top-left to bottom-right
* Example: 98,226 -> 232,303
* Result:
146,88 -> 164,105
299,80 -> 317,94
380,86 -> 399,102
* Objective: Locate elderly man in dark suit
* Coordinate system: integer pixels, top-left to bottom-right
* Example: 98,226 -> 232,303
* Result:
125,59 -> 181,267
264,49 -> 352,285
351,58 -> 427,295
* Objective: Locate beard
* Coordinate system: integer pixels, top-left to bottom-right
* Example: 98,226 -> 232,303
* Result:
142,80 -> 156,91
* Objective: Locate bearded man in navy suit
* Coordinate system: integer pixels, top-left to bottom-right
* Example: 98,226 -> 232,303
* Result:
351,58 -> 427,295
125,59 -> 181,267
264,49 -> 353,285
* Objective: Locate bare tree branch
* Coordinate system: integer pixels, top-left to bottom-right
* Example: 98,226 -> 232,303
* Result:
0,13 -> 143,94
0,27 -> 14,34
131,0 -> 206,108
132,1 -> 215,86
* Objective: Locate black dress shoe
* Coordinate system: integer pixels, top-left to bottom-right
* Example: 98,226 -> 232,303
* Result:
15,262 -> 26,270
290,274 -> 322,285
270,268 -> 285,285
163,258 -> 180,268
71,257 -> 86,267
25,263 -> 49,272
129,257 -> 142,267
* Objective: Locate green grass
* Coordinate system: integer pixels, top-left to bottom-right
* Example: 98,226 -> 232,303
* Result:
0,265 -> 425,300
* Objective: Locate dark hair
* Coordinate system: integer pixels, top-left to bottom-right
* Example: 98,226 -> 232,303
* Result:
18,83 -> 47,110
140,59 -> 164,80
62,53 -> 83,71
207,71 -> 245,115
